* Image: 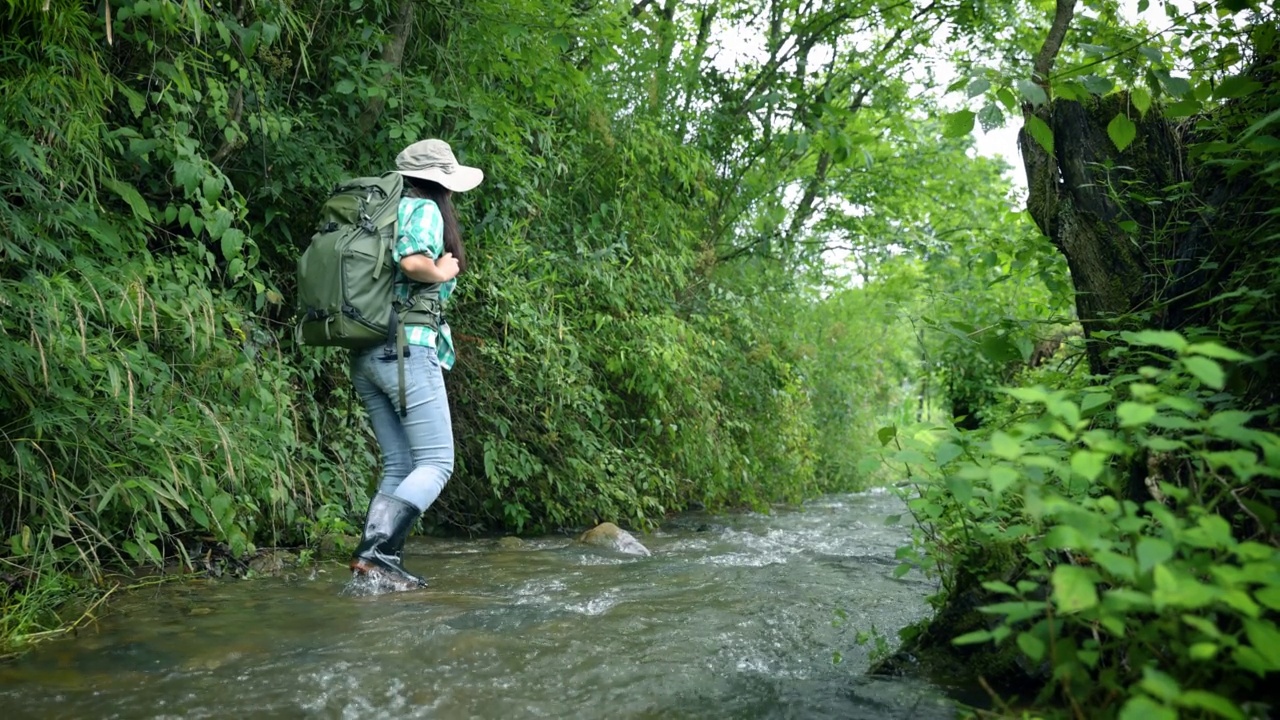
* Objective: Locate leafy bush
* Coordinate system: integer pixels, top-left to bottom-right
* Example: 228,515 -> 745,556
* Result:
887,330 -> 1279,717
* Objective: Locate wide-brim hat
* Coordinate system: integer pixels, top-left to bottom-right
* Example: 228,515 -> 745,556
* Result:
394,139 -> 484,192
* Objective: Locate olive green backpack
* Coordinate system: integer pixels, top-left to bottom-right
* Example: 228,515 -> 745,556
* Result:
294,172 -> 441,414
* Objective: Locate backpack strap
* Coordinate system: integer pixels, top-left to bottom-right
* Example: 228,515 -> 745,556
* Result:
386,290 -> 445,418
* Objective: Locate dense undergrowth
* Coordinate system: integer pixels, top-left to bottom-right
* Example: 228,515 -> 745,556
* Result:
6,1 -> 1276,717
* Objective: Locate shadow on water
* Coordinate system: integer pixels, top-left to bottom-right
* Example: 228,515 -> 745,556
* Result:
0,490 -> 957,719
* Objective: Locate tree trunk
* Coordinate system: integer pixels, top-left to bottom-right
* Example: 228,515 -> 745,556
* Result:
356,0 -> 415,137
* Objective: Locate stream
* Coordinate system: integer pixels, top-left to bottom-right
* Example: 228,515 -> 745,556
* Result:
0,489 -> 959,719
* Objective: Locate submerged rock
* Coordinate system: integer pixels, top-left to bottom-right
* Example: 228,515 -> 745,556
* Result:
496,536 -> 525,550
577,522 -> 651,557
247,550 -> 296,576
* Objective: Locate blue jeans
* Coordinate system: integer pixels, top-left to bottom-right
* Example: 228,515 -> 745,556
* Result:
350,345 -> 454,512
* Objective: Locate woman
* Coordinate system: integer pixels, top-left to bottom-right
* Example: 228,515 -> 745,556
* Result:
348,138 -> 483,589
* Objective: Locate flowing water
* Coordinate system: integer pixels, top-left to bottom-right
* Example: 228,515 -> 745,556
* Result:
0,490 -> 960,719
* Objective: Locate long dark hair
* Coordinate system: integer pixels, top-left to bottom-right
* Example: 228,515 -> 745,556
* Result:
404,176 -> 466,274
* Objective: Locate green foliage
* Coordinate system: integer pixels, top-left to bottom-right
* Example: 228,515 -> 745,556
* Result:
7,0 -> 980,626
889,332 -> 1279,716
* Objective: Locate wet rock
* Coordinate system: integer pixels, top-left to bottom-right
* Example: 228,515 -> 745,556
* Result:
497,536 -> 524,550
577,522 -> 651,557
247,550 -> 296,576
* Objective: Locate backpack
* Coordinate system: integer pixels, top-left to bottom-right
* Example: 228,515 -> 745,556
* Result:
294,172 -> 443,414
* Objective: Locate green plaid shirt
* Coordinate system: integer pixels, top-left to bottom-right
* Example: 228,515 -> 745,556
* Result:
394,197 -> 456,370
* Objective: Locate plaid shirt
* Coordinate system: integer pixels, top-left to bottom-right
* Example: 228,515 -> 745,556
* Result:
393,197 -> 456,370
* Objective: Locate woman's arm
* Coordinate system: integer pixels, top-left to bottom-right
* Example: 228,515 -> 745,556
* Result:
400,252 -> 459,283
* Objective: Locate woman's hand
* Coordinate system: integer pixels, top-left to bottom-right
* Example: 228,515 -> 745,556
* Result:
434,252 -> 460,280
400,252 -> 460,282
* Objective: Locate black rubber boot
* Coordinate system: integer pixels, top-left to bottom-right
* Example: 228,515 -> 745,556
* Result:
349,493 -> 428,589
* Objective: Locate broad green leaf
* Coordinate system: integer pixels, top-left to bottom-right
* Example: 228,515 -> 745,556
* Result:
1052,564 -> 1098,613
1025,114 -> 1054,154
1121,329 -> 1188,351
977,103 -> 1004,132
221,228 -> 246,261
989,466 -> 1019,495
1140,666 -> 1182,702
1119,695 -> 1176,720
1160,73 -> 1193,97
990,431 -> 1021,460
1188,642 -> 1219,660
1117,402 -> 1157,427
1137,537 -> 1174,574
1185,342 -> 1250,361
1154,565 -> 1219,609
1182,356 -> 1226,389
1255,587 -> 1280,611
1070,450 -> 1107,481
1178,690 -> 1244,720
876,425 -> 897,446
966,78 -> 991,98
1214,74 -> 1262,100
1081,74 -> 1115,95
996,87 -> 1017,111
1243,619 -> 1280,669
1016,78 -> 1049,106
335,79 -> 356,94
1107,112 -> 1138,151
934,442 -> 962,466
103,178 -> 154,223
1016,632 -> 1045,662
942,110 -> 975,138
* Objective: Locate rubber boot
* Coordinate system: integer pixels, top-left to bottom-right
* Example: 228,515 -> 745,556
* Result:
349,493 -> 428,589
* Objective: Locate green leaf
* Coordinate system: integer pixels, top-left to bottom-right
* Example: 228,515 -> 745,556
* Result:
1016,78 -> 1049,107
1070,450 -> 1107,481
221,228 -> 246,261
1154,565 -> 1219,610
1119,695 -> 1176,720
981,581 -> 1019,595
1214,74 -> 1262,100
102,178 -> 154,223
966,78 -> 991,98
1182,356 -> 1226,389
1255,586 -> 1280,611
1016,632 -> 1045,662
1107,113 -> 1138,151
996,87 -> 1017,111
1052,564 -> 1099,614
951,629 -> 993,645
1178,690 -> 1244,720
1185,342 -> 1250,361
1131,87 -> 1153,116
1140,666 -> 1181,703
335,79 -> 356,94
1117,402 -> 1157,427
1122,329 -> 1188,351
1188,642 -> 1219,660
1160,73 -> 1193,97
1081,75 -> 1115,95
943,110 -> 976,138
1243,619 -> 1280,669
1136,537 -> 1174,574
935,442 -> 962,466
1025,115 -> 1054,154
988,466 -> 1019,495
876,425 -> 897,446
990,431 -> 1021,460
977,103 -> 1004,132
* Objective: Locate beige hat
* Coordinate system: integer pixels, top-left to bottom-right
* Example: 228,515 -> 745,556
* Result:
394,139 -> 484,192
